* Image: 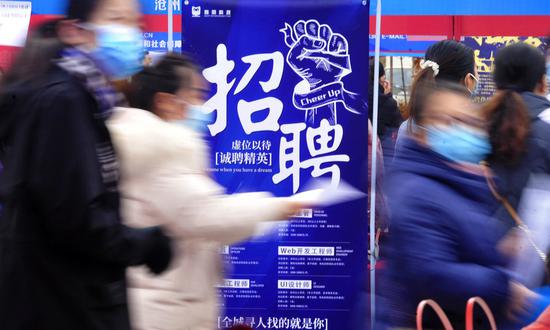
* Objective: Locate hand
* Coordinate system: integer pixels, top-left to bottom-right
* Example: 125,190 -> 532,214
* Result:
508,281 -> 538,322
381,79 -> 392,95
144,227 -> 173,275
497,228 -> 525,259
282,20 -> 351,89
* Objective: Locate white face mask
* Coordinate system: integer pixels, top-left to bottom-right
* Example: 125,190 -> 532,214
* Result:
467,73 -> 480,96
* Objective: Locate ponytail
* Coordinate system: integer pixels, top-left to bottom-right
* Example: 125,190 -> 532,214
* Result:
405,67 -> 437,133
484,90 -> 530,164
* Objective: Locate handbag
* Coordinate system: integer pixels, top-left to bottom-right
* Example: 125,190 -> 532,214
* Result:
416,297 -> 497,330
481,162 -> 548,264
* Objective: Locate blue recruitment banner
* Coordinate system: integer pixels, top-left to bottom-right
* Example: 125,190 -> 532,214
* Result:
182,1 -> 369,329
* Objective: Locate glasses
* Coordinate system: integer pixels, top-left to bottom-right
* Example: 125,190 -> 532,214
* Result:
425,113 -> 487,131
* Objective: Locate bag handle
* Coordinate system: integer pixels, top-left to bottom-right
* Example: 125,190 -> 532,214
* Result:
465,297 -> 497,330
416,299 -> 453,330
481,162 -> 548,263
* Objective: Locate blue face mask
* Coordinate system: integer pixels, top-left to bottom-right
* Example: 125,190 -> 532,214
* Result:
174,104 -> 214,135
89,24 -> 144,79
425,124 -> 491,164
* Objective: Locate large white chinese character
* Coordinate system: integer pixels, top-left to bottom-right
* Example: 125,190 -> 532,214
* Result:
203,44 -> 236,136
152,40 -> 159,48
234,52 -> 284,94
237,98 -> 282,134
306,119 -> 343,156
272,123 -> 306,193
159,40 -> 167,49
155,0 -> 167,11
174,40 -> 182,48
273,119 -> 349,193
235,52 -> 284,135
301,120 -> 349,188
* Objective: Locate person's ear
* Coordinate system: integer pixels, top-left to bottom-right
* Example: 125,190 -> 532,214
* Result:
464,74 -> 472,90
464,73 -> 478,94
57,20 -> 95,49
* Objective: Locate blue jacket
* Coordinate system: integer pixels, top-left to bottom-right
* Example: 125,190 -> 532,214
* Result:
379,138 -> 512,328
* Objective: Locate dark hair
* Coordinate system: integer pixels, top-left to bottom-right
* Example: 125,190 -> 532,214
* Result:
494,43 -> 546,93
1,19 -> 64,87
483,91 -> 529,164
406,40 -> 475,131
424,40 -> 475,83
410,80 -> 471,127
129,53 -> 200,111
482,43 -> 541,164
368,58 -> 385,122
66,0 -> 103,22
369,57 -> 385,80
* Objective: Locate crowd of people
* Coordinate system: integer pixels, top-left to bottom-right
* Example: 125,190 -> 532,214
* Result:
2,0 -> 550,329
371,38 -> 550,329
0,0 -> 303,329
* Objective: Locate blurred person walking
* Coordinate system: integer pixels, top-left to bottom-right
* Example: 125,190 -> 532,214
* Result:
369,59 -> 403,163
482,43 -> 550,230
0,1 -> 173,329
395,40 -> 479,151
379,81 -> 537,329
107,53 -> 304,330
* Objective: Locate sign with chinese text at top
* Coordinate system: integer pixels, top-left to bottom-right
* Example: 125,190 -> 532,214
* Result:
462,36 -> 548,103
0,1 -> 31,47
182,1 -> 369,330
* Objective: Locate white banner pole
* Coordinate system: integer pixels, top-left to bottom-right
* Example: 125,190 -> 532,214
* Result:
168,0 -> 174,52
369,0 -> 383,328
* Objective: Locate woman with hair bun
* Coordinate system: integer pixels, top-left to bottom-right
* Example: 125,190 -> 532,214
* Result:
396,40 -> 479,151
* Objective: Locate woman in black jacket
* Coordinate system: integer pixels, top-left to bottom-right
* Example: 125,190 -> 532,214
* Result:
0,1 -> 172,329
